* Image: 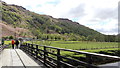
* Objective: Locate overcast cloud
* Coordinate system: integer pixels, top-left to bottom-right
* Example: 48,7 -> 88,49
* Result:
3,0 -> 119,35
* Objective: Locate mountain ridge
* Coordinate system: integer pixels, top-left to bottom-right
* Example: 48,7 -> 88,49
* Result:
1,1 -> 109,41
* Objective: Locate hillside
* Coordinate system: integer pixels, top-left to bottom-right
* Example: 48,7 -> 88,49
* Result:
1,1 -> 107,41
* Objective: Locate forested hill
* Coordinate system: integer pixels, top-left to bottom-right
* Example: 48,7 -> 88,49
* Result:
0,1 -> 117,42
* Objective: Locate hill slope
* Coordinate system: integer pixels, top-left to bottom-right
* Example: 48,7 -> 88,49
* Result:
1,1 -> 105,41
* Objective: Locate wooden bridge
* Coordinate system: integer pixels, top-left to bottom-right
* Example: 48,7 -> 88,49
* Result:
0,43 -> 120,68
0,49 -> 44,68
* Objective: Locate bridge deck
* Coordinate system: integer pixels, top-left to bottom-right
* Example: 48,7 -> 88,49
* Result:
0,49 -> 44,68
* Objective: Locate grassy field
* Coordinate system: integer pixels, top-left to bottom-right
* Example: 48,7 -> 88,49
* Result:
29,41 -> 118,50
4,40 -> 119,54
4,41 -> 11,45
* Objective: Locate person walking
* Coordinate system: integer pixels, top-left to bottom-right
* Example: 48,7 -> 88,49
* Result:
2,38 -> 4,46
11,40 -> 15,49
15,39 -> 19,49
19,38 -> 23,48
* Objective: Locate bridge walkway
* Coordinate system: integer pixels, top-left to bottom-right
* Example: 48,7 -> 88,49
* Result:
0,49 -> 44,68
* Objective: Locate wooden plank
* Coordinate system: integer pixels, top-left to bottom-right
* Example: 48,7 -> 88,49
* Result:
11,49 -> 24,66
1,49 -> 12,66
16,49 -> 43,67
0,49 -> 24,67
0,49 -> 44,67
0,49 -> 2,68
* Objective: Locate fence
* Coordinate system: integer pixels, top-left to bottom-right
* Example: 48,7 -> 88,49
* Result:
0,44 -> 4,52
20,43 -> 120,68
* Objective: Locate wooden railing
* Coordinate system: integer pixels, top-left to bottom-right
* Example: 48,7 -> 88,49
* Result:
20,43 -> 120,68
0,44 -> 2,52
0,44 -> 4,52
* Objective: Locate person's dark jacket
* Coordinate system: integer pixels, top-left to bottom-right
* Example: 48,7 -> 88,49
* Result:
15,40 -> 19,45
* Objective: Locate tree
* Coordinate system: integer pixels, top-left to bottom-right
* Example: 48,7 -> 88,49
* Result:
9,36 -> 14,39
87,35 -> 93,41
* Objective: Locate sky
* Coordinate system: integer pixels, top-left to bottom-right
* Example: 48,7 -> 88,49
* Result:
2,0 -> 119,35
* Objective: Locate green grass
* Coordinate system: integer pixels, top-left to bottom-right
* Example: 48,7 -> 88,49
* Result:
6,40 -> 119,51
82,48 -> 119,52
4,41 -> 11,45
51,41 -> 118,50
5,40 -> 119,56
26,41 -> 119,56
29,41 -> 118,50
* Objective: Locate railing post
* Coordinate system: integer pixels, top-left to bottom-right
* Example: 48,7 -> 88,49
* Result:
86,54 -> 92,64
36,45 -> 38,59
31,44 -> 33,56
29,44 -> 31,55
25,43 -> 28,53
57,49 -> 61,68
28,44 -> 31,54
86,54 -> 93,68
44,46 -> 46,65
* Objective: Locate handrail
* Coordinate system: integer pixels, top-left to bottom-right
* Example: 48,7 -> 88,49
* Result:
36,44 -> 120,59
20,43 -> 120,68
28,43 -> 120,60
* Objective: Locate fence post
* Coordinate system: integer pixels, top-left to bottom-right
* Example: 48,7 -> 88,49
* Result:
36,45 -> 38,59
25,43 -> 28,53
44,46 -> 47,65
28,44 -> 31,54
57,49 -> 61,68
31,44 -> 33,56
86,54 -> 92,64
86,54 -> 92,68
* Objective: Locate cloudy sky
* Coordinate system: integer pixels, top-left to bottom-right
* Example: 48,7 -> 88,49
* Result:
3,0 -> 119,35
